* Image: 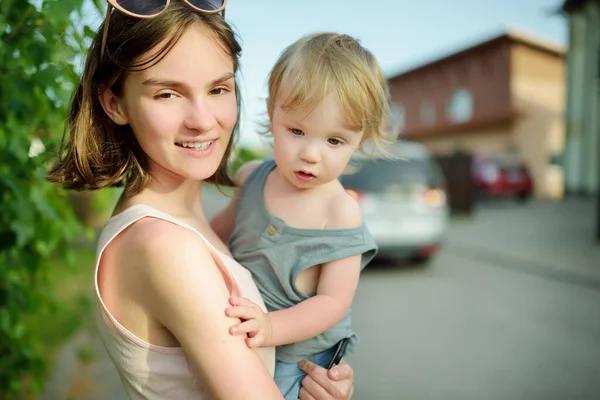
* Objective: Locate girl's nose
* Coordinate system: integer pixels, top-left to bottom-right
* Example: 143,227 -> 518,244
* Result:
184,99 -> 217,132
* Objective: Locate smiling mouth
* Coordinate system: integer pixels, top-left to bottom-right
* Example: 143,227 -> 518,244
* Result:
175,140 -> 214,151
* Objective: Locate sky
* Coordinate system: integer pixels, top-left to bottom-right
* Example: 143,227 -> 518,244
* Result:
81,0 -> 568,147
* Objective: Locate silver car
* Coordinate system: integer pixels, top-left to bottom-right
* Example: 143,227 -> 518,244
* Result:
340,141 -> 449,263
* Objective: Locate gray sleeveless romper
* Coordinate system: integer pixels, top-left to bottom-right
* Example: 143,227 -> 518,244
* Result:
229,159 -> 377,364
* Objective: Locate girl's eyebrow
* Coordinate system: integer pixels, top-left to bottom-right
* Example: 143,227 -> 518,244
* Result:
142,78 -> 185,89
142,72 -> 235,89
210,72 -> 235,86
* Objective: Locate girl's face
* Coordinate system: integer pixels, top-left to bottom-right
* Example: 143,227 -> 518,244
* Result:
101,25 -> 237,185
271,91 -> 364,191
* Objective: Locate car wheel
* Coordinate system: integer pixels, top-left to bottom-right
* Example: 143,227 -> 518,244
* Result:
410,255 -> 431,266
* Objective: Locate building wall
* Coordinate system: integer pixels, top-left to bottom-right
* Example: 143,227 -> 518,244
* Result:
510,43 -> 567,198
415,126 -> 513,156
563,12 -> 588,190
562,1 -> 600,194
388,40 -> 512,135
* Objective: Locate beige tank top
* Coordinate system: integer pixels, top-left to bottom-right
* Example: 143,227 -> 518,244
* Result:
94,204 -> 275,399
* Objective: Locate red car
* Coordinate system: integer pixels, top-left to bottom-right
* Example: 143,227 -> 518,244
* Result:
473,155 -> 533,201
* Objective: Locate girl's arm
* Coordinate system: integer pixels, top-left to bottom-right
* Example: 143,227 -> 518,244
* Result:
133,220 -> 283,400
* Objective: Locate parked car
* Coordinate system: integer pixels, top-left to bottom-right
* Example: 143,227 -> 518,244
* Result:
473,155 -> 533,201
340,141 -> 449,264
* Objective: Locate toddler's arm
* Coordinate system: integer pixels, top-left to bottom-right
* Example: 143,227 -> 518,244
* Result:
267,254 -> 361,346
227,254 -> 361,347
227,191 -> 364,347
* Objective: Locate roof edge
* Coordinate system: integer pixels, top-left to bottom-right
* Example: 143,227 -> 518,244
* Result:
386,29 -> 565,81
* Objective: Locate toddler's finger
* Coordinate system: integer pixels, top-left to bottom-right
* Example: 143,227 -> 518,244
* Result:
225,305 -> 255,319
246,334 -> 264,348
229,319 -> 259,335
229,296 -> 253,307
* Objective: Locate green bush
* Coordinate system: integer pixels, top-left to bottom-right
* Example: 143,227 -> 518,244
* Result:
0,1 -> 99,397
230,145 -> 270,176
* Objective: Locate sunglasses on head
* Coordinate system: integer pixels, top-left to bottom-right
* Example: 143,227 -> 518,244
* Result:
101,0 -> 227,59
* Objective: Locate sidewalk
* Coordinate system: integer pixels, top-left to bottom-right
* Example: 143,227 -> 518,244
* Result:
40,323 -> 127,400
444,196 -> 600,289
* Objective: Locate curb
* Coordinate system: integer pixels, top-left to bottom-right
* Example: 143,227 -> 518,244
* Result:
446,241 -> 600,292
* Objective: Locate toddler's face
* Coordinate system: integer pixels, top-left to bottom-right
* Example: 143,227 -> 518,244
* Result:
270,91 -> 364,190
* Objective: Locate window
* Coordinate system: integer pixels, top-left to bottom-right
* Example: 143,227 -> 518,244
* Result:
448,88 -> 473,123
420,101 -> 436,125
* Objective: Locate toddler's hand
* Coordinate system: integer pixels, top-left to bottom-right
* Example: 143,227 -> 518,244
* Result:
225,296 -> 272,348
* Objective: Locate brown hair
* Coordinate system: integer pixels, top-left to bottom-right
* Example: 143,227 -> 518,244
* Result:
47,3 -> 242,197
264,32 -> 391,151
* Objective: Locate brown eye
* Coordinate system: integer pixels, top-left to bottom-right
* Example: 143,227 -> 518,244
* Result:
155,93 -> 177,100
210,87 -> 229,95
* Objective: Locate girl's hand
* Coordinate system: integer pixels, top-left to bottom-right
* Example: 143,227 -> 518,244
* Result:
299,360 -> 354,399
225,296 -> 273,348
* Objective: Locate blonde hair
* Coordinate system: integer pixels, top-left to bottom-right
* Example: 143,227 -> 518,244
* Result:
265,32 -> 391,150
47,4 -> 242,197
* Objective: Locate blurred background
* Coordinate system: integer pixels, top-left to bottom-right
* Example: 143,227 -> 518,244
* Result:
1,0 -> 599,399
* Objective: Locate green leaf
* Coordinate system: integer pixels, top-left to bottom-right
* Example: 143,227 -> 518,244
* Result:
10,221 -> 35,248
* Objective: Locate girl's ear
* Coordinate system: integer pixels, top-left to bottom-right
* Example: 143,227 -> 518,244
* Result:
98,88 -> 129,126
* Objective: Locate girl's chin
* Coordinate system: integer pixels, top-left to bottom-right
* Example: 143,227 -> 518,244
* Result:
150,147 -> 228,182
149,166 -> 221,184
190,162 -> 223,181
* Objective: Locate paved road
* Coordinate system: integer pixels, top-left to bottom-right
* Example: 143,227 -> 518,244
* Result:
349,252 -> 600,400
446,197 -> 600,286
